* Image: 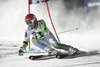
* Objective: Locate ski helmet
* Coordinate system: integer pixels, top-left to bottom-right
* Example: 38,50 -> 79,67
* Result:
25,14 -> 37,25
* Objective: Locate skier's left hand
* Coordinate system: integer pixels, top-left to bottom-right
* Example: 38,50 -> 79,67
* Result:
35,33 -> 41,39
35,32 -> 44,39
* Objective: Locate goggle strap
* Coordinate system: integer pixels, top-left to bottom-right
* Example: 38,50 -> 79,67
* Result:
32,17 -> 36,24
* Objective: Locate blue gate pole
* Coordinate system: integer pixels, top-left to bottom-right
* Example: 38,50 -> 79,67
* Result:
84,0 -> 88,21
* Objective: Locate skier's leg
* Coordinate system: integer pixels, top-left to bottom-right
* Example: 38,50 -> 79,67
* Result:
32,37 -> 59,55
49,38 -> 80,55
47,32 -> 80,55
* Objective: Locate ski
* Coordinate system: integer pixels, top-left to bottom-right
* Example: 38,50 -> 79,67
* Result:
29,53 -> 68,60
29,55 -> 54,60
66,50 -> 100,58
29,50 -> 100,60
58,50 -> 100,59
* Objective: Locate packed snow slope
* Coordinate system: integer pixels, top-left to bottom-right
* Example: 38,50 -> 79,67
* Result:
0,0 -> 100,67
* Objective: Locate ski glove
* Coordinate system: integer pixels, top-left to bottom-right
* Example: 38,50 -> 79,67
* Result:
35,32 -> 44,39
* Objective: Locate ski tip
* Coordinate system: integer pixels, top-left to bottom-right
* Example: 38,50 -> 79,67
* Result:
56,54 -> 61,59
29,55 -> 35,60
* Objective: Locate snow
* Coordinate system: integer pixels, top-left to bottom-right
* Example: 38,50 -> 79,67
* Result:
0,33 -> 100,67
0,52 -> 100,67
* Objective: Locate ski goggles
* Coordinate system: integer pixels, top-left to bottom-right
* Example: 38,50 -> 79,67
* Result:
26,20 -> 33,25
26,17 -> 36,26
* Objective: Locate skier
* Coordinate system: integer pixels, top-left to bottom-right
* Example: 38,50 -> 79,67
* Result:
18,13 -> 83,56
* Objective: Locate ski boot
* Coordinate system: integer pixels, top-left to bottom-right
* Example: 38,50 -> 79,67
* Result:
48,49 -> 60,56
75,49 -> 86,55
48,49 -> 65,59
69,47 -> 86,56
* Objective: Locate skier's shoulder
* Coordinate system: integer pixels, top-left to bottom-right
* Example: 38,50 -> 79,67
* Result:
38,19 -> 45,24
25,27 -> 32,32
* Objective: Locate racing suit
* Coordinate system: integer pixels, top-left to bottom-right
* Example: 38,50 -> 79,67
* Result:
19,19 -> 77,55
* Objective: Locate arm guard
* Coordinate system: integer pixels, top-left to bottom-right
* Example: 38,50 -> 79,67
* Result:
20,41 -> 28,51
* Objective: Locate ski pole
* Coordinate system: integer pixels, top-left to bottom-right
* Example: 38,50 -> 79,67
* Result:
55,28 -> 78,35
